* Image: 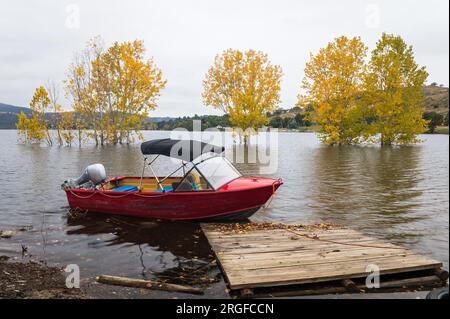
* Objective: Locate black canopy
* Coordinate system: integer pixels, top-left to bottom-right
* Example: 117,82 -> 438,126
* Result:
141,138 -> 225,162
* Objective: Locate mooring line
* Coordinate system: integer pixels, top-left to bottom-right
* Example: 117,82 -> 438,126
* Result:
286,229 -> 405,250
68,189 -> 168,199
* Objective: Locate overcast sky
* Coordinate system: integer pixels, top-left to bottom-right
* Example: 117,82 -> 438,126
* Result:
0,0 -> 448,117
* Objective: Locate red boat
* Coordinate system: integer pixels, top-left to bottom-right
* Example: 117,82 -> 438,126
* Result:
62,139 -> 283,221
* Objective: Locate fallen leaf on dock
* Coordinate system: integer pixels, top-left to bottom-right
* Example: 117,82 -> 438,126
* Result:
213,222 -> 339,234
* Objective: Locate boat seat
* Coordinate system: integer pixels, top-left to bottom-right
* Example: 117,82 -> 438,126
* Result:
154,186 -> 173,193
111,185 -> 138,192
172,181 -> 194,191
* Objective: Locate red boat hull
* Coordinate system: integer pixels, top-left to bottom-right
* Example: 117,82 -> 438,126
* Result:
64,177 -> 282,221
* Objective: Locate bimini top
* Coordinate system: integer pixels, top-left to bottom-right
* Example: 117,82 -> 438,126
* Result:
141,138 -> 225,162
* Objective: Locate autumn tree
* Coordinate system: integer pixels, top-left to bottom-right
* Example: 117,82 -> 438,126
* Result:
46,81 -> 63,146
95,40 -> 166,144
16,112 -> 30,142
18,86 -> 53,145
59,111 -> 76,146
202,49 -> 282,142
297,36 -> 369,145
65,37 -> 105,145
16,112 -> 47,143
65,37 -> 166,145
364,33 -> 429,145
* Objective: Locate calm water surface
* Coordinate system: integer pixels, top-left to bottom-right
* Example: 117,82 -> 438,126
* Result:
0,130 -> 448,298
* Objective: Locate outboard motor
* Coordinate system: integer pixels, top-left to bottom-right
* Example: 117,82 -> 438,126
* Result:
62,164 -> 106,190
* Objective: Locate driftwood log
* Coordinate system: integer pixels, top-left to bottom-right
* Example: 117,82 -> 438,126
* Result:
96,275 -> 203,295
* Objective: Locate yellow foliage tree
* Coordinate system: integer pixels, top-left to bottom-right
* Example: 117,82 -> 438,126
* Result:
65,37 -> 166,145
297,36 -> 369,145
96,40 -> 167,144
364,33 -> 429,145
16,111 -> 47,144
59,112 -> 76,146
202,49 -> 282,142
17,86 -> 53,145
65,37 -> 105,145
16,112 -> 30,142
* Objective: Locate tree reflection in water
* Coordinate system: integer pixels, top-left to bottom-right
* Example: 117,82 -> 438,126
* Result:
310,145 -> 426,241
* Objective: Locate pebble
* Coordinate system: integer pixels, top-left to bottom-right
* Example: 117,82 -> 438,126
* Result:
0,230 -> 18,239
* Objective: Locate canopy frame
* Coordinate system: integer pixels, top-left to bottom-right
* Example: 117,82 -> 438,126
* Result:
138,152 -> 227,192
138,139 -> 225,192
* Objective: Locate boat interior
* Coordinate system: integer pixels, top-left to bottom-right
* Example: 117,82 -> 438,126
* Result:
101,172 -> 210,193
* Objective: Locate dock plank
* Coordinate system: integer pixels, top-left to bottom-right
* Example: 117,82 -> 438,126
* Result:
202,224 -> 443,291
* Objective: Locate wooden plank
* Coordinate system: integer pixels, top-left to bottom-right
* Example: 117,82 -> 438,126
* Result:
201,224 -> 443,291
217,245 -> 412,262
224,253 -> 440,276
377,275 -> 444,289
214,240 -> 410,254
218,251 -> 419,271
212,239 -> 403,255
252,275 -> 443,298
224,255 -> 440,279
210,234 -> 379,246
225,257 -> 442,289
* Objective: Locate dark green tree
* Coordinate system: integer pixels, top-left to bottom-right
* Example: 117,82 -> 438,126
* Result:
422,112 -> 444,133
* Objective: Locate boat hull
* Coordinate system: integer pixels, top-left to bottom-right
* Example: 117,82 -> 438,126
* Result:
64,177 -> 282,221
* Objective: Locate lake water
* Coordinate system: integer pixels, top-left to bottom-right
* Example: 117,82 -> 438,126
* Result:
0,130 -> 448,298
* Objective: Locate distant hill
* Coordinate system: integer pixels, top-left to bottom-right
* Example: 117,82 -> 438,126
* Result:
0,103 -> 175,129
1,85 -> 448,129
0,103 -> 32,129
267,84 -> 449,120
0,102 -> 32,115
423,85 -> 449,114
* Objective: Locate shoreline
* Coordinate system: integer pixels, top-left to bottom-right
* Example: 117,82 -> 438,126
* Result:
0,256 -> 86,299
0,127 -> 448,134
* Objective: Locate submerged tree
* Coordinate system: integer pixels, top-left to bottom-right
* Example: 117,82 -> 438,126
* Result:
30,86 -> 53,145
59,111 -> 76,146
65,37 -> 166,145
65,37 -> 105,145
298,34 -> 429,146
364,33 -> 429,145
202,49 -> 282,143
97,40 -> 167,144
297,36 -> 369,145
16,112 -> 30,142
17,86 -> 53,144
46,81 -> 63,146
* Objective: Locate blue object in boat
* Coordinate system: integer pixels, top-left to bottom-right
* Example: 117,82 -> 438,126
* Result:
154,186 -> 173,193
112,185 -> 138,192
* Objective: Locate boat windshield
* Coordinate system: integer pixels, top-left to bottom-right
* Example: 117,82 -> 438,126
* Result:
195,156 -> 241,190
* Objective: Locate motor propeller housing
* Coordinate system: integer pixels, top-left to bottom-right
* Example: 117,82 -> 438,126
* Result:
62,164 -> 106,189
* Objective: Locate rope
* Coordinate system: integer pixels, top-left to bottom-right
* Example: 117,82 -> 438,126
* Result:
286,228 -> 405,250
272,178 -> 283,194
134,193 -> 168,198
68,189 -> 168,199
68,190 -> 97,199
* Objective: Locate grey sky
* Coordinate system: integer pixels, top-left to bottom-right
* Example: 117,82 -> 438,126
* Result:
0,0 -> 448,117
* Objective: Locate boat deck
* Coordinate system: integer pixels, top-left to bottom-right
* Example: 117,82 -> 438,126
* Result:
201,224 -> 448,297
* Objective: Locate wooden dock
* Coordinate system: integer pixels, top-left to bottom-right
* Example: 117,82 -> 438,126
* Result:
201,224 -> 448,297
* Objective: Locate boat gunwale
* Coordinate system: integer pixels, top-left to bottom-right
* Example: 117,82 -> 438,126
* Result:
64,176 -> 280,195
